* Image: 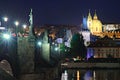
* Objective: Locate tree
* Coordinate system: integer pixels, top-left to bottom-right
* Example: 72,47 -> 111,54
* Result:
70,33 -> 86,58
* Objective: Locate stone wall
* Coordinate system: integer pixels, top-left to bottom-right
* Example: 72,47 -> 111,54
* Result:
61,62 -> 120,68
18,37 -> 35,74
19,67 -> 58,80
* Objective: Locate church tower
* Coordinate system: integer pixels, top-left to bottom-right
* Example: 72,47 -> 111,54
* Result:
92,11 -> 102,34
93,11 -> 98,20
87,10 -> 92,32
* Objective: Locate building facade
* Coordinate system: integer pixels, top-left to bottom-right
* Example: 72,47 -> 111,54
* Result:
82,10 -> 120,40
87,38 -> 120,59
87,10 -> 102,36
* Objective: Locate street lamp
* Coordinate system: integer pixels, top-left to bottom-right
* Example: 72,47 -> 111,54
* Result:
55,47 -> 59,51
22,24 -> 27,36
37,41 -> 42,46
14,21 -> 19,26
14,21 -> 19,37
3,33 -> 11,40
3,17 -> 8,30
3,17 -> 8,22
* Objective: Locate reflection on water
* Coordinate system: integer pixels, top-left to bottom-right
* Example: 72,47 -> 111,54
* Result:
61,69 -> 120,80
84,70 -> 93,80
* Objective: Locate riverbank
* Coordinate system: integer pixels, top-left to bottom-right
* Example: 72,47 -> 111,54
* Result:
61,62 -> 120,69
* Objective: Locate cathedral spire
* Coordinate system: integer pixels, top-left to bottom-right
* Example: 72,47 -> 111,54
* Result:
87,9 -> 92,30
93,10 -> 98,20
88,9 -> 92,19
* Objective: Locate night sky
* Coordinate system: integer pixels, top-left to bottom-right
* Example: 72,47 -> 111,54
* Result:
0,0 -> 120,26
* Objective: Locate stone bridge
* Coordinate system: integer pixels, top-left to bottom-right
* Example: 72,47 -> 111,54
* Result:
0,9 -> 61,80
0,32 -> 60,80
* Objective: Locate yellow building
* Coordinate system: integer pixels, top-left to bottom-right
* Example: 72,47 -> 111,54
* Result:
87,11 -> 102,36
87,10 -> 92,30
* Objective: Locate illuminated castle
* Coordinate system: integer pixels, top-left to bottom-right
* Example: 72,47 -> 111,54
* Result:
80,10 -> 102,46
87,10 -> 102,36
84,10 -> 120,58
82,10 -> 120,40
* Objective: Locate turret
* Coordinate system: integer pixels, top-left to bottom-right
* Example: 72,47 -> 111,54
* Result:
92,10 -> 102,34
93,10 -> 98,20
87,9 -> 92,30
82,16 -> 88,30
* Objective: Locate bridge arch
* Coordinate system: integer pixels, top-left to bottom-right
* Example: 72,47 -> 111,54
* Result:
0,55 -> 20,78
0,59 -> 13,76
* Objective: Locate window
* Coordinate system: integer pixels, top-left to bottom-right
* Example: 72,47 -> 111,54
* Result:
96,27 -> 98,31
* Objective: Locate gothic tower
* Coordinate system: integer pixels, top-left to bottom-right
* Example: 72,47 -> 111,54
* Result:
92,11 -> 102,34
87,10 -> 92,32
87,10 -> 102,35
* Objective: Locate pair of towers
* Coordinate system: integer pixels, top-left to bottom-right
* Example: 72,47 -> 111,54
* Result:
86,10 -> 102,35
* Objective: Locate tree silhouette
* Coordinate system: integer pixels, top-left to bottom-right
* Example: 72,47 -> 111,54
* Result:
70,33 -> 87,58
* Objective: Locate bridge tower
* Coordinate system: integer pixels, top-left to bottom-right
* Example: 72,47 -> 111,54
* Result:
17,9 -> 35,74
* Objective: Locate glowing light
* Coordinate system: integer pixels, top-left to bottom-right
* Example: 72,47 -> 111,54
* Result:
37,41 -> 42,46
77,70 -> 80,80
93,70 -> 96,80
0,27 -> 5,30
3,17 -> 8,22
56,38 -> 63,43
3,33 -> 11,40
14,21 -> 19,26
23,24 -> 27,29
55,47 -> 59,51
64,70 -> 68,80
52,42 -> 54,45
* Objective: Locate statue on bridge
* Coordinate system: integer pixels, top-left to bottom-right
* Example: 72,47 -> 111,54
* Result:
29,9 -> 33,25
29,9 -> 34,38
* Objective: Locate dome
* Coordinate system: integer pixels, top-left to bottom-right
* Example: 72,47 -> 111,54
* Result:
92,19 -> 102,32
87,10 -> 103,34
92,11 -> 102,33
92,19 -> 102,27
92,11 -> 102,27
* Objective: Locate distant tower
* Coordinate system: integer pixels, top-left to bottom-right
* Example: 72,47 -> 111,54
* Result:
82,16 -> 88,30
92,10 -> 102,35
93,11 -> 98,33
93,10 -> 98,20
79,15 -> 90,46
87,10 -> 102,35
64,29 -> 72,47
87,10 -> 92,31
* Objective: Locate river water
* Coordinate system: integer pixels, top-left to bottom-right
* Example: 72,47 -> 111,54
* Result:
61,69 -> 120,80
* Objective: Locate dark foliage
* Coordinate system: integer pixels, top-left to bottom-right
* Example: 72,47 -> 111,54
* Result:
70,33 -> 87,58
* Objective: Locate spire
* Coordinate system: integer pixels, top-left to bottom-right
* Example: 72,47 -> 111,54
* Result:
87,9 -> 92,30
88,9 -> 92,19
93,10 -> 98,19
88,9 -> 90,16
